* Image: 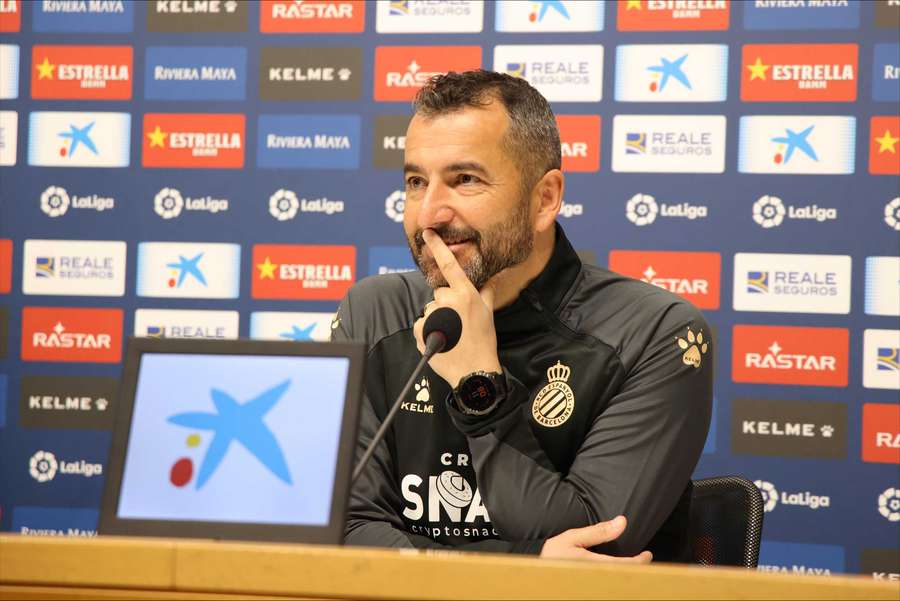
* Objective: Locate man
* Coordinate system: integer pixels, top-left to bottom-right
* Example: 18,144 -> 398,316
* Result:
332,70 -> 712,562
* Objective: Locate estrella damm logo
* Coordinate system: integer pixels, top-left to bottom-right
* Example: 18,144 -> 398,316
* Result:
616,0 -> 729,32
142,113 -> 245,169
31,46 -> 132,101
0,0 -> 20,32
741,44 -> 858,103
252,244 -> 356,301
260,0 -> 365,33
869,116 -> 900,175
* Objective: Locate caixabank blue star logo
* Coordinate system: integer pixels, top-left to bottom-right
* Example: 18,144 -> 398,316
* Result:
166,380 -> 293,489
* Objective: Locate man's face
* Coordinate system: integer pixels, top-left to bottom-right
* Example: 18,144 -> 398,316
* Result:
403,101 -> 535,290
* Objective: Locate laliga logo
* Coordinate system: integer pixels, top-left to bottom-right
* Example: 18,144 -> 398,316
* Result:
41,186 -> 70,218
626,193 -> 658,226
753,195 -> 785,228
270,189 -> 299,221
755,480 -> 779,512
155,187 -> 184,219
878,487 -> 900,522
29,450 -> 58,483
754,479 -> 830,512
385,190 -> 405,223
885,198 -> 900,232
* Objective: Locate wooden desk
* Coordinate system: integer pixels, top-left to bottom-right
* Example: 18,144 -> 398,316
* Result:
0,534 -> 895,600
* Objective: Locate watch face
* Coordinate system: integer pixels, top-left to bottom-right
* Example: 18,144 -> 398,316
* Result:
459,375 -> 497,413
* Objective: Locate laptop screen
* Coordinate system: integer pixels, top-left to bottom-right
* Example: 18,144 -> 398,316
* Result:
116,352 -> 350,527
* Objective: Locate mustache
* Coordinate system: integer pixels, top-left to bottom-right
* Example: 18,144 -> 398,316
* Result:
413,226 -> 481,253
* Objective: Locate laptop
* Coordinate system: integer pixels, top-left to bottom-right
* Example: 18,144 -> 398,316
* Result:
100,337 -> 365,544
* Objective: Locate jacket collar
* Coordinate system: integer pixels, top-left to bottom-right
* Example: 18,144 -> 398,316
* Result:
493,222 -> 581,337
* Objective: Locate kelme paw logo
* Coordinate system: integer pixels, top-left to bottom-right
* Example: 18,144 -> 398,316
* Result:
414,377 -> 430,403
677,327 -> 708,368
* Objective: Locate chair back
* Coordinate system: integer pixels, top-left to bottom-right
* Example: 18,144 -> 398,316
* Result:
689,476 -> 764,568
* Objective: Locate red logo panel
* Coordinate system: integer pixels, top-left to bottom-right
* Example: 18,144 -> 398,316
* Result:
0,0 -> 21,33
732,325 -> 848,387
609,250 -> 720,309
21,307 -> 123,363
869,116 -> 900,175
260,0 -> 365,33
557,116 -> 601,173
142,114 -> 245,169
0,239 -> 11,294
31,45 -> 133,100
741,44 -> 858,103
252,244 -> 356,301
862,404 -> 900,464
374,46 -> 482,102
617,0 -> 729,31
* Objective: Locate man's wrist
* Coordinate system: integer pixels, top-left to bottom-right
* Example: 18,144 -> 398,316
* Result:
451,369 -> 507,416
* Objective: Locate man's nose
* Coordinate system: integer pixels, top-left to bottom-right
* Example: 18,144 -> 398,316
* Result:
416,180 -> 455,230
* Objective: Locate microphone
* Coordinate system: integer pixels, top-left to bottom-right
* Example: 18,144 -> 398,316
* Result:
350,307 -> 462,485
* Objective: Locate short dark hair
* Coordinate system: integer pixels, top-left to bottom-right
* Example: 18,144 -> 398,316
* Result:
412,70 -> 561,191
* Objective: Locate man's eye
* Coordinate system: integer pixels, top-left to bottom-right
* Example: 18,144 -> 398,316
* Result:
457,174 -> 481,185
406,177 -> 425,189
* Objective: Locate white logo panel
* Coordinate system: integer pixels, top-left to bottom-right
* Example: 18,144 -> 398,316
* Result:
493,45 -> 603,102
863,329 -> 900,390
134,309 -> 239,340
23,239 -> 126,297
0,110 -> 17,166
375,0 -> 484,33
611,115 -> 726,173
615,44 -> 728,102
28,111 -> 131,168
136,242 -> 240,299
249,311 -> 335,342
865,257 -> 900,317
738,116 -> 856,175
494,0 -> 604,32
0,44 -> 18,99
733,253 -> 851,315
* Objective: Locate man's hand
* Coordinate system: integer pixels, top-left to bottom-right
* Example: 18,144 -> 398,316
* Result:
540,516 -> 654,563
413,229 -> 502,388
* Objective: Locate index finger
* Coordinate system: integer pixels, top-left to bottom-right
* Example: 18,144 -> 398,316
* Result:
423,229 -> 475,290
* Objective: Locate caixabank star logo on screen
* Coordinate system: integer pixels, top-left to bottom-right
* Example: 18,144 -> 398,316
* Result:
31,45 -> 133,100
21,307 -> 123,363
732,325 -> 848,387
252,244 -> 355,301
616,0 -> 729,32
260,0 -> 364,33
608,250 -> 720,309
374,46 -> 481,102
741,44 -> 858,103
142,113 -> 245,169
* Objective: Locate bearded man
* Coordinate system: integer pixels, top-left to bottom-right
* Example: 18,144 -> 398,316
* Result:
332,70 -> 712,562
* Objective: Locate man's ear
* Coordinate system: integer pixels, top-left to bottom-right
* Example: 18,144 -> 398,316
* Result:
532,169 -> 565,232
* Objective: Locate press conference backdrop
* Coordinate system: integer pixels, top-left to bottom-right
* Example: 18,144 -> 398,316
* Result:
0,0 -> 898,580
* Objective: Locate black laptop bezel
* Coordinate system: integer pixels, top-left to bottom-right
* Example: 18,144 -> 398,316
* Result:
99,337 -> 365,544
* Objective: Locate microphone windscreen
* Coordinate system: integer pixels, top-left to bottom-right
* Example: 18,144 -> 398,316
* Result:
423,307 -> 462,353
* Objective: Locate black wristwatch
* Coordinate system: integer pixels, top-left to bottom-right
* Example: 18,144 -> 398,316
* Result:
452,371 -> 507,416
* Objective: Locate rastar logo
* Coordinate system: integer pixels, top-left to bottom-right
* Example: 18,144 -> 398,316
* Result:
0,238 -> 11,294
732,325 -> 848,387
143,113 -> 244,169
608,250 -> 720,309
260,1 -> 364,33
870,116 -> 899,176
252,244 -> 355,301
374,46 -> 481,101
556,115 -> 600,172
0,0 -> 20,32
617,0 -> 729,32
863,404 -> 900,465
31,46 -> 133,100
21,307 -> 122,363
741,44 -> 858,102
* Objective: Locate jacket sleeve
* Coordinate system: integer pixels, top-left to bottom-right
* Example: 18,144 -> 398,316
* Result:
446,301 -> 713,557
333,289 -> 542,554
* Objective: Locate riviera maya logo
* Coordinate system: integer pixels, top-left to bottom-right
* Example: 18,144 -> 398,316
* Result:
166,380 -> 293,489
676,327 -> 708,368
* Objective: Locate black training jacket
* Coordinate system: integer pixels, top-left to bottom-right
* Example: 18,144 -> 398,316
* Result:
332,224 -> 713,559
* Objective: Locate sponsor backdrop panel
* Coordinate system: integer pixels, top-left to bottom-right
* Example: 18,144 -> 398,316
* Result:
0,0 -> 898,577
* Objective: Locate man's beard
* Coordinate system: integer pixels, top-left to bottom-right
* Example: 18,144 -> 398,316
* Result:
407,199 -> 534,290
